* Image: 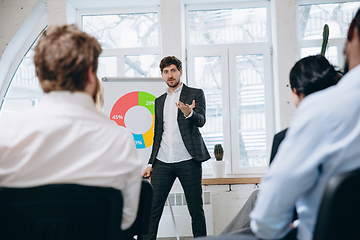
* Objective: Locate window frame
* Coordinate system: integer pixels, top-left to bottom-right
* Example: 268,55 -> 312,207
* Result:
187,46 -> 230,176
185,1 -> 274,176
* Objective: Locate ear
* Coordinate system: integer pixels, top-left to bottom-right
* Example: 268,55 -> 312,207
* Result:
83,66 -> 98,98
87,66 -> 96,84
180,69 -> 183,77
292,88 -> 306,100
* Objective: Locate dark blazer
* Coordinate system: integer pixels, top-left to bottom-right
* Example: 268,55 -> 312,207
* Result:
148,84 -> 211,164
269,128 -> 297,220
269,128 -> 288,165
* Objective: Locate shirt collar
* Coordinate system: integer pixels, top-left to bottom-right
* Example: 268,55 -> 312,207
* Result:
166,82 -> 183,95
40,91 -> 96,110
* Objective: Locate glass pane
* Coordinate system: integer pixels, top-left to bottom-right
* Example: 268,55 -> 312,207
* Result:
5,57 -> 43,99
169,194 -> 175,206
0,31 -> 44,117
98,56 -> 117,80
189,7 -> 267,45
299,2 -> 360,40
124,55 -> 160,77
82,12 -> 159,48
175,193 -> 182,206
236,54 -> 266,167
194,56 -> 223,162
300,46 -> 338,66
1,56 -> 44,118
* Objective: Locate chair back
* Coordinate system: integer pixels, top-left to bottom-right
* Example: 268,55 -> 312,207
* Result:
122,179 -> 153,240
313,168 -> 360,240
0,184 -> 123,240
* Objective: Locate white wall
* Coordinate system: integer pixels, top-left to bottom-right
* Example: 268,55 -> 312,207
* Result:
160,0 -> 185,60
170,181 -> 258,236
271,0 -> 298,130
0,0 -> 38,58
205,184 -> 259,235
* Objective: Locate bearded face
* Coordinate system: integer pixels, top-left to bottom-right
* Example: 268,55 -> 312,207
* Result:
161,64 -> 182,89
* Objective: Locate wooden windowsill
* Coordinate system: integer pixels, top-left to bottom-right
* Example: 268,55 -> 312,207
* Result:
202,177 -> 261,185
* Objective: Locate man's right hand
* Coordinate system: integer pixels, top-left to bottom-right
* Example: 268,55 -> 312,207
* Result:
142,166 -> 153,178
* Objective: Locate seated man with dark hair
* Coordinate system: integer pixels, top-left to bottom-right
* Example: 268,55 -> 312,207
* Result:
0,24 -> 142,230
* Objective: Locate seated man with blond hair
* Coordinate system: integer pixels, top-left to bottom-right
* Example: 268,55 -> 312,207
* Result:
0,25 -> 142,230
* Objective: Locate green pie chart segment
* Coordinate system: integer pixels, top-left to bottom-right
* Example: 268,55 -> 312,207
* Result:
138,91 -> 155,114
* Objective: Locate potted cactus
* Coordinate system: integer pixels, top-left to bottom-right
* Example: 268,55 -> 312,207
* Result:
211,144 -> 228,178
214,144 -> 224,161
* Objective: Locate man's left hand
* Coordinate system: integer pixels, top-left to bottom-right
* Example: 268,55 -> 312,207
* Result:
176,100 -> 195,117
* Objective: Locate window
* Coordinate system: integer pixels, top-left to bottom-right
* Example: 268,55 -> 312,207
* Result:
79,8 -> 161,79
0,6 -> 161,118
186,1 -> 273,175
0,26 -> 45,118
0,47 -> 44,118
235,54 -> 267,167
0,1 -> 47,118
188,7 -> 267,45
297,0 -> 360,68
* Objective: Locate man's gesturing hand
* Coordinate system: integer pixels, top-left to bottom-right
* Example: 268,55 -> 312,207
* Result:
176,100 -> 195,117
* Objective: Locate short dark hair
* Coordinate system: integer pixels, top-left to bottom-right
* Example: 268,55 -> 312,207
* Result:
34,24 -> 102,93
159,56 -> 182,72
289,55 -> 341,97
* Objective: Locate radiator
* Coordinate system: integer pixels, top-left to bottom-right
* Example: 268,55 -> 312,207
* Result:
157,191 -> 213,238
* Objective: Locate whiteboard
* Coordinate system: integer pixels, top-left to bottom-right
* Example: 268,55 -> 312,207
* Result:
102,77 -> 166,170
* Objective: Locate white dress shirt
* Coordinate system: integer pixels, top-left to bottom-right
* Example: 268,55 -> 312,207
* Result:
250,64 -> 360,240
0,91 -> 142,230
156,83 -> 193,163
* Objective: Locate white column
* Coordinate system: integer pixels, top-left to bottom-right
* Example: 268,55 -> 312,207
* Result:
0,0 -> 38,58
47,0 -> 67,26
159,0 -> 185,62
271,0 -> 298,130
66,1 -> 77,25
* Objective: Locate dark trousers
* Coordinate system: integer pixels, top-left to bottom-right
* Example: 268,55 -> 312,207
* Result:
144,159 -> 206,240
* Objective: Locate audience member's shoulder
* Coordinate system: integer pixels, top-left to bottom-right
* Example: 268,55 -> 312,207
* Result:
0,107 -> 37,125
309,68 -> 360,109
89,113 -> 135,145
294,69 -> 360,133
101,116 -> 133,135
0,108 -> 41,144
298,82 -> 337,111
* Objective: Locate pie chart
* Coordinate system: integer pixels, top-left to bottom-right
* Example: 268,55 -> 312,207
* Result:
110,91 -> 155,149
